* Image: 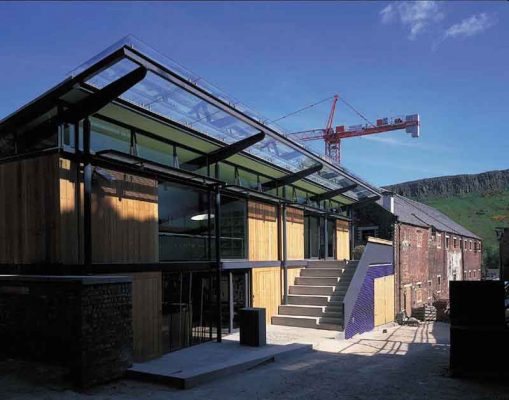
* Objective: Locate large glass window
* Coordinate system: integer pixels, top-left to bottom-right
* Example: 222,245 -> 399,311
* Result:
158,182 -> 246,261
220,196 -> 247,259
90,117 -> 131,154
159,183 -> 211,261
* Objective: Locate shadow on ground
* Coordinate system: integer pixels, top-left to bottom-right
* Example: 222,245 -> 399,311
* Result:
1,322 -> 508,400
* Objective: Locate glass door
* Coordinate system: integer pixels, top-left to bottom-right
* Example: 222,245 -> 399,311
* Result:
304,214 -> 321,259
326,218 -> 336,259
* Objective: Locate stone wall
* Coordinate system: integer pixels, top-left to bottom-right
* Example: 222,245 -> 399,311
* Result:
0,275 -> 132,388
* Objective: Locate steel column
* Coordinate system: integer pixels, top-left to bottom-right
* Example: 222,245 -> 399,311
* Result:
323,214 -> 328,260
282,203 -> 288,305
83,118 -> 92,266
214,185 -> 222,342
229,271 -> 234,333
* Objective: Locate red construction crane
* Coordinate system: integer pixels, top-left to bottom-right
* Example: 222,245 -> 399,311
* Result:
290,95 -> 420,164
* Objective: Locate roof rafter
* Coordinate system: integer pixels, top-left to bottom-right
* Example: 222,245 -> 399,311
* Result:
183,132 -> 265,171
262,163 -> 323,191
309,184 -> 358,202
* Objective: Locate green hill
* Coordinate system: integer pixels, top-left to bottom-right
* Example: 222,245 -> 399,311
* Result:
386,169 -> 509,268
422,190 -> 509,266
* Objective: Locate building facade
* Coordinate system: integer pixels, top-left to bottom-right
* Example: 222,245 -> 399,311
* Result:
0,37 -> 386,361
354,192 -> 482,315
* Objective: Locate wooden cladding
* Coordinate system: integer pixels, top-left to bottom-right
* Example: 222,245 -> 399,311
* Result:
59,158 -> 159,264
252,266 -> 281,325
248,201 -> 278,261
0,154 -> 60,264
91,169 -> 158,264
286,207 -> 304,260
131,272 -> 163,362
336,219 -> 350,260
374,274 -> 395,326
286,266 -> 303,288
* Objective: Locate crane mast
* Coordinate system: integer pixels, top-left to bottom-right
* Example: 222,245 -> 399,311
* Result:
290,96 -> 420,164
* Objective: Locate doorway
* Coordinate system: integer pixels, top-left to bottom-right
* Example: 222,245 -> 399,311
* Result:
304,214 -> 336,260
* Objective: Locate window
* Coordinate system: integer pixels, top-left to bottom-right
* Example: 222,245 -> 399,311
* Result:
90,117 -> 131,154
445,236 -> 450,249
158,182 -> 247,261
453,237 -> 457,248
478,241 -> 482,253
474,241 -> 478,252
357,226 -> 379,244
220,196 -> 248,259
469,240 -> 472,251
437,233 -> 442,249
159,183 -> 212,261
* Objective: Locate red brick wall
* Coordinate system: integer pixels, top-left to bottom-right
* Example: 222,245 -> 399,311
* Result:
462,237 -> 482,281
396,222 -> 482,312
396,224 -> 430,312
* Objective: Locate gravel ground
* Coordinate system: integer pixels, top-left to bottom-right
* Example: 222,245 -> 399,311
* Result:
1,322 -> 507,400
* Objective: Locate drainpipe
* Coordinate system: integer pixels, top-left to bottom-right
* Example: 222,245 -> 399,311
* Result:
83,117 -> 92,267
214,184 -> 222,342
282,203 -> 288,305
460,236 -> 465,280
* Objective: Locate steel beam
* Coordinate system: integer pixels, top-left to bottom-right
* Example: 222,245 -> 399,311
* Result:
261,163 -> 323,191
342,195 -> 381,211
61,67 -> 147,124
309,184 -> 358,202
183,132 -> 265,171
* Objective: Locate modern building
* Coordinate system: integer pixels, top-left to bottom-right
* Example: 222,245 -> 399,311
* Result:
353,191 -> 483,315
0,37 -> 394,362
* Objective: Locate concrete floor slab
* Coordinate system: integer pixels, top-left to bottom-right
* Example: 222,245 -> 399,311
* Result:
127,337 -> 312,389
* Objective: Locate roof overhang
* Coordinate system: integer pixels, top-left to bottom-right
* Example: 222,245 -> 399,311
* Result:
0,36 -> 381,206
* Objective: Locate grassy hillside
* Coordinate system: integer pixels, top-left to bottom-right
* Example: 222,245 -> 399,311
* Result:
419,189 -> 509,268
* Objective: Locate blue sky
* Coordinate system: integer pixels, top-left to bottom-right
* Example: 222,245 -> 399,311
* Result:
0,1 -> 507,186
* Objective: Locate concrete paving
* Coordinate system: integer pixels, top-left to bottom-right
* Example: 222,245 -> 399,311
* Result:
1,322 -> 508,399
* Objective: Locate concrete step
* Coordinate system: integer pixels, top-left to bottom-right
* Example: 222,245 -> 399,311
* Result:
287,294 -> 343,306
295,276 -> 340,286
294,276 -> 353,287
301,268 -> 344,277
271,315 -> 343,331
289,285 -> 335,296
278,304 -> 343,318
306,261 -> 347,269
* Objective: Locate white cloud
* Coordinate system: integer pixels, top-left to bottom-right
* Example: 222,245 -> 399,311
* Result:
445,13 -> 496,39
380,1 -> 445,40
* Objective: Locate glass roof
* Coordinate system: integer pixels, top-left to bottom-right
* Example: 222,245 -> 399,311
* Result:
73,36 -> 379,202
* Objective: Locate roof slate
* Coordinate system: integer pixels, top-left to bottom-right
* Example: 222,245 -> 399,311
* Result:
379,194 -> 480,239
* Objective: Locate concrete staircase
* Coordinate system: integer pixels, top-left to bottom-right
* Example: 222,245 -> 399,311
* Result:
271,260 -> 358,331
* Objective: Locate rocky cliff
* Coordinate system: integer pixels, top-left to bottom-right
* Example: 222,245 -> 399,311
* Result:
385,169 -> 509,199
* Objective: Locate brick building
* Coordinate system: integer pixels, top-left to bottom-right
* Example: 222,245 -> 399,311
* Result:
353,192 -> 482,314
